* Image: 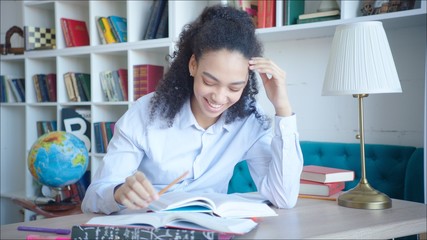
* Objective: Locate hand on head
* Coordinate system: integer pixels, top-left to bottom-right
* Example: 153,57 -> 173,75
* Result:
249,57 -> 293,117
113,171 -> 159,210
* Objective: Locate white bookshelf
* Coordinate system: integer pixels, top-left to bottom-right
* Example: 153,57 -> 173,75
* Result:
1,0 -> 426,223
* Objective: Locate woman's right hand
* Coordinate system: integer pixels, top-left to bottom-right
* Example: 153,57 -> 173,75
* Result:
113,171 -> 159,210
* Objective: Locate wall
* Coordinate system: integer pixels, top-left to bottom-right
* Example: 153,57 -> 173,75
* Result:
0,0 -> 23,49
260,26 -> 426,147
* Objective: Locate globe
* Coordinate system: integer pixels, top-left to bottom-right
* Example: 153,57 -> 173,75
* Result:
28,131 -> 89,188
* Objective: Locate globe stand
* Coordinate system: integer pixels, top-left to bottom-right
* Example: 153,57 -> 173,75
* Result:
38,186 -> 80,212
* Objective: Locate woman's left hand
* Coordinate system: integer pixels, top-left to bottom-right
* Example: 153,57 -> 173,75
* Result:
249,57 -> 293,117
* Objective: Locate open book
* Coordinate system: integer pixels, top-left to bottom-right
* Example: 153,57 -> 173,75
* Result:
86,212 -> 257,235
148,192 -> 277,218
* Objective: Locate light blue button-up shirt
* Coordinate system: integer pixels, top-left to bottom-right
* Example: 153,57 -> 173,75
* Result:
82,93 -> 303,214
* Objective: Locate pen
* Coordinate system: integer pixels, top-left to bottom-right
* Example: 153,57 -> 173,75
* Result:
17,226 -> 71,235
158,170 -> 189,195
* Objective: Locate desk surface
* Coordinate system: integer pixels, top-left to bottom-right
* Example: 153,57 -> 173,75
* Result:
1,198 -> 426,239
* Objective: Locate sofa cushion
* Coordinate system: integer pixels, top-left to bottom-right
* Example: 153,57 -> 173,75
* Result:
228,160 -> 257,194
300,141 -> 416,200
404,148 -> 425,203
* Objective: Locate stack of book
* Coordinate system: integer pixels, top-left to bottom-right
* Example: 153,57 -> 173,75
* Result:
297,10 -> 340,24
96,15 -> 127,44
299,165 -> 354,199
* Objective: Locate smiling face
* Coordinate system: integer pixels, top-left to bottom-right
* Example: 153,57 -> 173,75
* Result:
189,49 -> 249,129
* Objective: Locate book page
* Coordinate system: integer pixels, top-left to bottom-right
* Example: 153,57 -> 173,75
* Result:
149,192 -> 277,218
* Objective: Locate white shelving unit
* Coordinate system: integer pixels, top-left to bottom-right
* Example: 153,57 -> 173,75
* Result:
1,0 -> 426,223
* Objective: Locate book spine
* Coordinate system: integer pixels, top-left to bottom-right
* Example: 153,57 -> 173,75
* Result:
265,0 -> 276,28
95,16 -> 107,44
46,73 -> 57,102
112,70 -> 124,101
61,18 -> 73,47
117,68 -> 128,101
15,78 -> 26,102
70,72 -> 81,102
93,122 -> 104,153
71,225 -> 233,240
100,121 -> 109,152
75,73 -> 88,102
144,0 -> 167,39
286,0 -> 305,25
64,72 -> 77,102
257,0 -> 266,28
38,74 -> 50,102
8,78 -> 21,102
32,75 -> 42,102
155,2 -> 168,39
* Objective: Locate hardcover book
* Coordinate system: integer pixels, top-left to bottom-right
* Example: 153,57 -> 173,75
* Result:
301,165 -> 355,183
60,18 -> 90,47
299,179 -> 345,196
133,64 -> 164,100
144,0 -> 167,40
85,211 -> 257,235
257,0 -> 276,28
97,16 -> 117,44
149,191 -> 277,218
285,0 -> 305,25
108,15 -> 127,42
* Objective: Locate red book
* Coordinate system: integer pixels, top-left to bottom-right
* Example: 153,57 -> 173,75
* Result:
265,0 -> 276,28
299,179 -> 345,196
301,165 -> 355,183
60,18 -> 90,47
257,0 -> 266,28
46,73 -> 57,102
117,68 -> 128,101
133,64 -> 164,100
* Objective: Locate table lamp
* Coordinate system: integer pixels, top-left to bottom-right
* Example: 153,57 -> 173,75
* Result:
322,21 -> 402,209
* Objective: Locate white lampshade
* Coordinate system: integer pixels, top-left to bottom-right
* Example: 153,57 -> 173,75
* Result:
322,21 -> 402,96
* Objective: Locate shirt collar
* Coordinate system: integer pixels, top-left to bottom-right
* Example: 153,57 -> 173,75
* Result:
177,98 -> 231,133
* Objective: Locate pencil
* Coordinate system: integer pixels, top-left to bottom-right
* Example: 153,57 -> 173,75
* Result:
298,194 -> 337,201
158,170 -> 189,195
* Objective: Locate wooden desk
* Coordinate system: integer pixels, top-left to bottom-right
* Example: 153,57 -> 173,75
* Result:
1,198 -> 426,239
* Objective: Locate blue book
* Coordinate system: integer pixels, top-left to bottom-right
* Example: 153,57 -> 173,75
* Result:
108,16 -> 127,42
144,0 -> 167,39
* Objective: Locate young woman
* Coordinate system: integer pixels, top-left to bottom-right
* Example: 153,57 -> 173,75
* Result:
82,4 -> 303,214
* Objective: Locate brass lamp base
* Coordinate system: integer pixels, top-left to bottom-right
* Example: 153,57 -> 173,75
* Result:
338,181 -> 392,209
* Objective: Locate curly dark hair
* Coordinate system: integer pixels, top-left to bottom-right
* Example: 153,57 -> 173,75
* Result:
150,4 -> 270,127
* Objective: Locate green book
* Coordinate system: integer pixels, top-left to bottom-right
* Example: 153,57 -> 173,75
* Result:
285,0 -> 305,25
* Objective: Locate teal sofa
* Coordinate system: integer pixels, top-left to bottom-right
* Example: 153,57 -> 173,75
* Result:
228,141 -> 425,204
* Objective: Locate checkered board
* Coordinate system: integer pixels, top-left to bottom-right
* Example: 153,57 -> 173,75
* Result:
24,26 -> 56,51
